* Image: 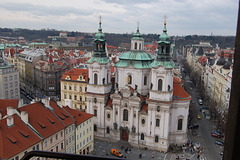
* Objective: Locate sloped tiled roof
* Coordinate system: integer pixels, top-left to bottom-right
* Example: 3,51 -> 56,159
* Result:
18,102 -> 65,138
0,99 -> 19,117
63,106 -> 93,126
61,68 -> 88,82
173,77 -> 191,101
0,114 -> 42,159
49,100 -> 75,126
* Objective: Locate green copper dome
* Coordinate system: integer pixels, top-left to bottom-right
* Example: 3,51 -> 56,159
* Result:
94,22 -> 105,41
116,51 -> 154,68
132,27 -> 143,40
159,22 -> 170,43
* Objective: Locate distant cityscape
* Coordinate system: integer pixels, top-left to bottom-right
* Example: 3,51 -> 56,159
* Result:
0,18 -> 234,160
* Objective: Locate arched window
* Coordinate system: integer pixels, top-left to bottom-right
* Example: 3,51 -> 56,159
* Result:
158,79 -> 163,91
144,76 -> 147,85
123,109 -> 128,121
135,42 -> 137,49
177,119 -> 183,130
168,85 -> 171,91
156,119 -> 160,127
161,46 -> 164,53
139,43 -> 141,50
107,73 -> 109,84
107,127 -> 110,134
94,124 -> 97,131
141,133 -> 144,140
94,73 -> 98,85
155,136 -> 159,142
128,75 -> 132,84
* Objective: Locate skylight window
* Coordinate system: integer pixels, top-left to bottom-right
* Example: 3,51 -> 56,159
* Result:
48,118 -> 55,124
38,121 -> 46,129
19,130 -> 29,138
7,135 -> 17,144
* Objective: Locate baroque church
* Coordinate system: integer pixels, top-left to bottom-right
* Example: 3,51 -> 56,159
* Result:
86,19 -> 191,152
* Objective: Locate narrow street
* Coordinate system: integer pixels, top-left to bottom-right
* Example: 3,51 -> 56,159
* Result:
184,76 -> 223,160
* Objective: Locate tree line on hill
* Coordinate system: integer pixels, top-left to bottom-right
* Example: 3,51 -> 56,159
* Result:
0,27 -> 236,49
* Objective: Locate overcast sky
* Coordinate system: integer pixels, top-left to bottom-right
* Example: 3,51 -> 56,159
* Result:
0,0 -> 238,36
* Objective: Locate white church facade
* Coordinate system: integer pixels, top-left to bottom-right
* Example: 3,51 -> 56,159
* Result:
86,19 -> 191,152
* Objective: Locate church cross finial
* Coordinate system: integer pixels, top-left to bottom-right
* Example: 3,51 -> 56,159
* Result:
99,15 -> 102,28
137,21 -> 140,31
164,15 -> 167,25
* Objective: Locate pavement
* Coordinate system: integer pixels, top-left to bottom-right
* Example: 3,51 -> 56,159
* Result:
90,138 -> 200,160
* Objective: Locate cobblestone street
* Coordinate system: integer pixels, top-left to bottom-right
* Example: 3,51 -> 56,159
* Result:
90,138 -> 199,160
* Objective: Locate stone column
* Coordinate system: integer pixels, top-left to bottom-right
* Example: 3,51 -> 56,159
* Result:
151,109 -> 155,136
163,110 -> 170,139
147,109 -> 151,136
113,104 -> 116,123
160,111 -> 164,138
118,106 -> 121,129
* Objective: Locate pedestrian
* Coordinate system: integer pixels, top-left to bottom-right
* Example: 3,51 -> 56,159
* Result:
139,153 -> 142,159
152,153 -> 155,158
197,154 -> 200,159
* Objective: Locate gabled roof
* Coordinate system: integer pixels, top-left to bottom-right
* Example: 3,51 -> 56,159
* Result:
173,77 -> 191,101
49,101 -> 75,126
61,68 -> 88,82
0,114 -> 42,159
63,106 -> 93,126
18,102 -> 65,138
0,99 -> 19,117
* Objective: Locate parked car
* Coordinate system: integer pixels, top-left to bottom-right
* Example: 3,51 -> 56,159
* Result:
211,130 -> 221,135
215,140 -> 224,146
211,133 -> 221,138
110,148 -> 123,158
188,124 -> 199,129
198,99 -> 203,105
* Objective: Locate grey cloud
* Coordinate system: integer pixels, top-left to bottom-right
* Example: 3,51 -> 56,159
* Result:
0,2 -> 91,17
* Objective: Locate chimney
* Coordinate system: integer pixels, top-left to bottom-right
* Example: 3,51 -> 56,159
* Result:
7,107 -> 17,116
21,111 -> 28,124
7,116 -> 14,127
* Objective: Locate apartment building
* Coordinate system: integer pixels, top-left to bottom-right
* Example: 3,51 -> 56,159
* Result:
0,59 -> 20,99
63,106 -> 94,155
60,68 -> 88,111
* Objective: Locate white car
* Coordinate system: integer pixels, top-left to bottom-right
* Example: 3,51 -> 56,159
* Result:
198,99 -> 203,105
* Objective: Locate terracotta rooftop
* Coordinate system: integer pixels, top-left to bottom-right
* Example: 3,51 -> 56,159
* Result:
18,102 -> 65,139
173,77 -> 191,101
63,106 -> 93,126
61,68 -> 88,82
0,99 -> 19,118
49,100 -> 75,126
0,114 -> 42,159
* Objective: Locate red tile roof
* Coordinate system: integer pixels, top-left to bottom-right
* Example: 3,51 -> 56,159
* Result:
61,68 -> 88,82
63,106 -> 93,126
18,102 -> 65,138
0,114 -> 42,159
0,99 -> 19,117
49,100 -> 75,126
173,77 -> 191,101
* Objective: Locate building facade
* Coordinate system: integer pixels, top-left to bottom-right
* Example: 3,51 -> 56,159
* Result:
60,68 -> 88,111
0,59 -> 20,99
86,20 -> 191,152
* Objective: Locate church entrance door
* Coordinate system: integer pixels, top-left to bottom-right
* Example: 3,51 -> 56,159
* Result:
122,129 -> 128,141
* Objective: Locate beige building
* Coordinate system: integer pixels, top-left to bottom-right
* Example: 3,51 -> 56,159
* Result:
17,49 -> 47,93
63,105 -> 94,155
60,68 -> 88,111
0,59 -> 20,99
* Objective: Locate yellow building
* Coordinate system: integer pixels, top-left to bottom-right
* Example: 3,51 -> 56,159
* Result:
63,106 -> 94,155
60,68 -> 88,111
